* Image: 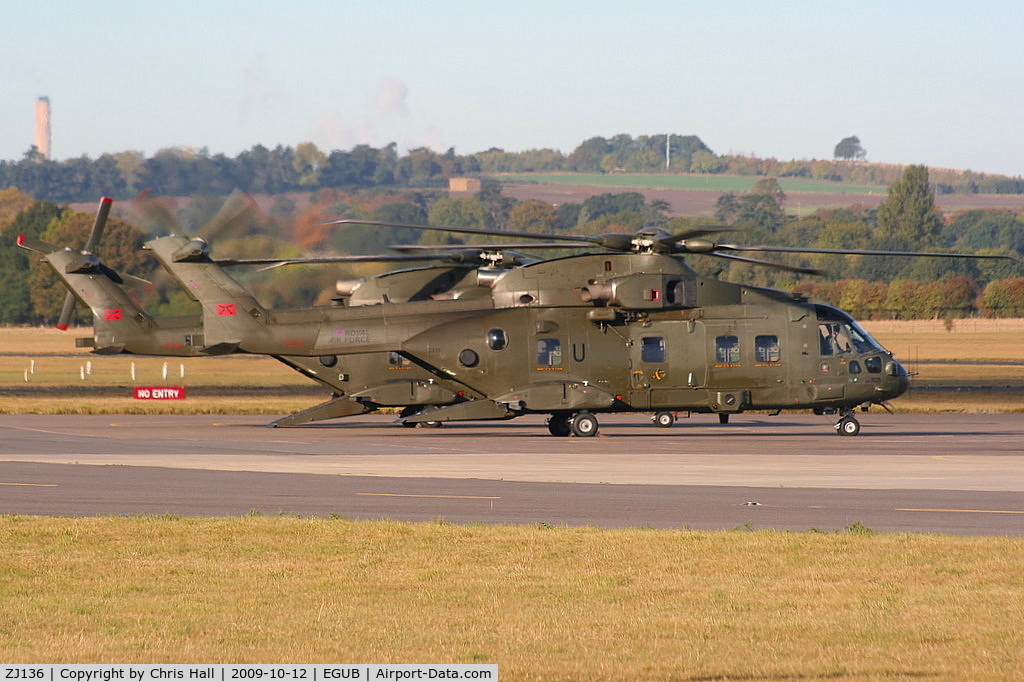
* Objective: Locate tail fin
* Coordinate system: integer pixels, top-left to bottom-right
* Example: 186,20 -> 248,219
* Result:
145,235 -> 269,353
17,234 -> 203,355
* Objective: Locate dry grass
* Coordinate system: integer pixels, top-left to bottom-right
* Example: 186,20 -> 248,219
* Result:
2,516 -> 1022,680
863,318 -> 1024,363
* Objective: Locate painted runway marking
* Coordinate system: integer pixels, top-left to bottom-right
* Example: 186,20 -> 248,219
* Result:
359,492 -> 501,500
0,482 -> 57,487
898,508 -> 1024,515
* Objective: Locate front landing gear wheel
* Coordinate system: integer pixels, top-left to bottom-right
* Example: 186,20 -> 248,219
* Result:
570,412 -> 599,437
836,416 -> 861,436
547,413 -> 571,437
653,411 -> 675,428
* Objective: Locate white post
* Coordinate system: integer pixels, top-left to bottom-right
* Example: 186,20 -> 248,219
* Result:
162,362 -> 168,380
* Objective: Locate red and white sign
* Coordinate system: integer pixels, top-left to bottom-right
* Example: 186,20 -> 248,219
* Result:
133,386 -> 186,400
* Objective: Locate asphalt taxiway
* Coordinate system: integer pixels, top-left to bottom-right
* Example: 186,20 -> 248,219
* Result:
1,413 -> 1022,535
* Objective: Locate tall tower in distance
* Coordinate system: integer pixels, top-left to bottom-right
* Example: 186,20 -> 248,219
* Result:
34,96 -> 51,159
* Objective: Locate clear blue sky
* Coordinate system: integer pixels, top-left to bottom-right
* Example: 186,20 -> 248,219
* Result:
3,0 -> 1022,176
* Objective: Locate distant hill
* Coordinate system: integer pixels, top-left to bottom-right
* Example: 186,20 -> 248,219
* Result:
495,173 -> 1024,218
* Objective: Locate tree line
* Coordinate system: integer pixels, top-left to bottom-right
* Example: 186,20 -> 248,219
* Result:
4,134 -> 1024,205
3,164 -> 1024,326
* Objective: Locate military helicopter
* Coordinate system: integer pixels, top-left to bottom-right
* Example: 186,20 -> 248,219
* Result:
17,197 -> 492,427
22,197 -> 1021,437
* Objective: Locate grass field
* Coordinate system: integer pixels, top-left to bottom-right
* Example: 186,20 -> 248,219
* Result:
494,172 -> 888,195
2,516 -> 1022,679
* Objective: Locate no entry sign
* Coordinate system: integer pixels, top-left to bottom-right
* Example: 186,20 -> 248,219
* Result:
133,386 -> 186,400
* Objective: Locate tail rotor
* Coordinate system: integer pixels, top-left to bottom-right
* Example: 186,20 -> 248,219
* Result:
56,197 -> 112,330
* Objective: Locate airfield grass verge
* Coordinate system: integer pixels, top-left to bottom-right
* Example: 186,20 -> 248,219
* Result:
2,516 -> 1022,679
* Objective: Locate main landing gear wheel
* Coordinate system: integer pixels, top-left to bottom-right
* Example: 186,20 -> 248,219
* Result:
400,406 -> 442,428
836,415 -> 861,436
570,412 -> 599,437
547,413 -> 572,437
653,411 -> 675,428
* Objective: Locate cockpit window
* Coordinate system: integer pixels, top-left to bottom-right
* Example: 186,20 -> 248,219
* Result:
815,305 -> 884,356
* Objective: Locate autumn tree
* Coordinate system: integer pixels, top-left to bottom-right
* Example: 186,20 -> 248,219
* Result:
293,142 -> 327,187
509,199 -> 558,233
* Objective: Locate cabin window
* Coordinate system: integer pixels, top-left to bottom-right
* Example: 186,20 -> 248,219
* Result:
641,336 -> 666,363
755,335 -> 780,363
388,351 -> 409,367
864,356 -> 883,374
849,360 -> 862,374
537,338 -> 562,367
715,335 -> 740,364
319,355 -> 338,368
487,328 -> 508,351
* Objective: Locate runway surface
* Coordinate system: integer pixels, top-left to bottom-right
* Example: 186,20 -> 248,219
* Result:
1,412 -> 1022,535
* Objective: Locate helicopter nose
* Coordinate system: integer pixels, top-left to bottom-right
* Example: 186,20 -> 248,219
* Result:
882,359 -> 911,398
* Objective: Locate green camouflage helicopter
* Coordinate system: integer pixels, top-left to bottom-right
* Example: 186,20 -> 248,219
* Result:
18,197 -> 484,427
21,197 -> 1021,437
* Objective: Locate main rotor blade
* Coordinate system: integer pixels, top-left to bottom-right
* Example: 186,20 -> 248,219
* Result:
215,253 -> 457,269
654,225 -> 738,252
717,244 -> 1024,263
712,251 -> 824,276
389,242 -> 582,252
